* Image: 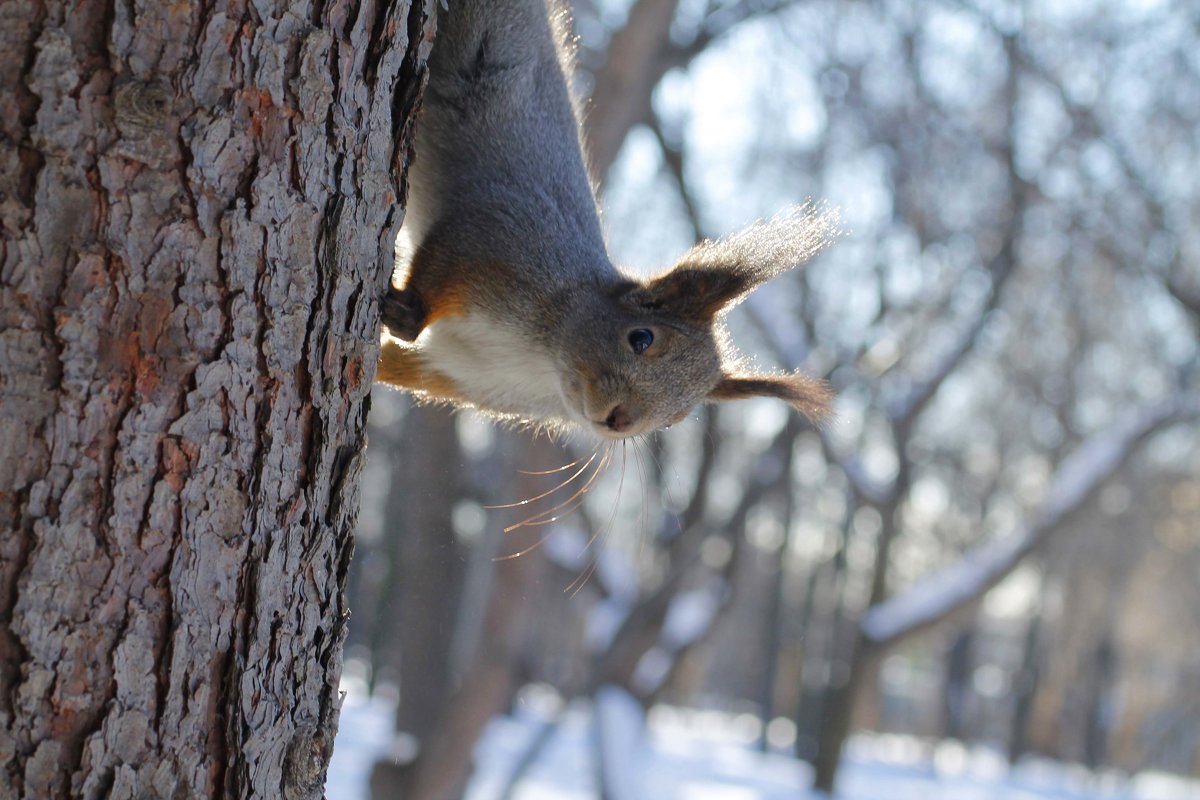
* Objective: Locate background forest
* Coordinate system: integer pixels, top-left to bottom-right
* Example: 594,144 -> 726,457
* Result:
345,0 -> 1200,797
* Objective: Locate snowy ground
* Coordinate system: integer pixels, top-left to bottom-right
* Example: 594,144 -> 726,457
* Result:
327,684 -> 1198,800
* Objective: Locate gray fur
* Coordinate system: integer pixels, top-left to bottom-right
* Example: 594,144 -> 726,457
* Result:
381,0 -> 834,437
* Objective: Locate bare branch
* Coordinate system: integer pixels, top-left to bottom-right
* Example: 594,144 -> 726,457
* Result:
945,0 -> 1200,326
584,0 -> 682,182
888,32 -> 1025,431
675,406 -> 721,533
648,116 -> 705,237
584,0 -> 803,183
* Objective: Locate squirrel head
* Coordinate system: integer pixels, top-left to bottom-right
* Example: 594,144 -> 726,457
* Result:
557,206 -> 837,439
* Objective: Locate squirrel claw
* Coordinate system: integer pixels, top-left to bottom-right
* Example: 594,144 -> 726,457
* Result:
381,286 -> 426,342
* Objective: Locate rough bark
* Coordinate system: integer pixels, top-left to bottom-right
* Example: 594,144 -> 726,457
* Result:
0,1 -> 435,797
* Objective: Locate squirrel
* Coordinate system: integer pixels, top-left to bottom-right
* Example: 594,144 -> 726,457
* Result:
377,0 -> 835,439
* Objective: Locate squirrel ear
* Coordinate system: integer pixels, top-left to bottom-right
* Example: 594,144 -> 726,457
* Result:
638,204 -> 838,320
707,372 -> 833,424
635,266 -> 747,320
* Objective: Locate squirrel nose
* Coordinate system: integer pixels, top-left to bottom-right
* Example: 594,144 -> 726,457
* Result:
604,405 -> 634,433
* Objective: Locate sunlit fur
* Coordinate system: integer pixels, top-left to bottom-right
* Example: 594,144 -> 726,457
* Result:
377,0 -> 837,439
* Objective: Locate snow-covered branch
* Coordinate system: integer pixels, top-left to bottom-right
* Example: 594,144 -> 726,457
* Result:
860,394 -> 1200,647
1167,278 -> 1200,325
630,580 -> 728,697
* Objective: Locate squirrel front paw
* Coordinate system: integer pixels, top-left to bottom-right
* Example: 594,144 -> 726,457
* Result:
381,286 -> 427,342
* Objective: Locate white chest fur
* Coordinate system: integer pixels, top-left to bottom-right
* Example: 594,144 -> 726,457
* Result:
417,313 -> 573,423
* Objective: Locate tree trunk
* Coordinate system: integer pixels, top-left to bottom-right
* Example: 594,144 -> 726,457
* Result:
811,633 -> 877,793
0,1 -> 434,797
371,404 -> 465,714
1008,577 -> 1047,764
756,426 -> 798,749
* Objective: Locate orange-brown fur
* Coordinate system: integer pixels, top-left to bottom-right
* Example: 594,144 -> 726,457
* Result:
377,341 -> 466,405
400,248 -> 479,326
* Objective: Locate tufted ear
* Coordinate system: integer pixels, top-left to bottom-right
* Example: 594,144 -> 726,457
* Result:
629,204 -> 838,321
707,371 -> 833,424
627,265 -> 747,321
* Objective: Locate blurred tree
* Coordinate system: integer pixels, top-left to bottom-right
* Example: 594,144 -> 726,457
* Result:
366,422 -> 569,800
366,403 -> 465,799
348,0 -> 1200,796
588,0 -> 1200,792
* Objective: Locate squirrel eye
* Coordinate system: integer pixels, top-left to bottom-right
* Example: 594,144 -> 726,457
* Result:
627,328 -> 654,355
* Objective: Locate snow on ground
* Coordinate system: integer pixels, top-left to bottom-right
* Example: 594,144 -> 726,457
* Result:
327,684 -> 1199,800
